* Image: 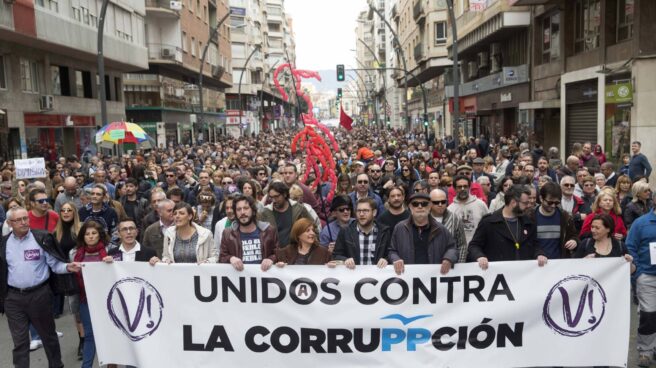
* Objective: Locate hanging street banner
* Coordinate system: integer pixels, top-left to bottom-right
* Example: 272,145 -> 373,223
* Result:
83,259 -> 630,367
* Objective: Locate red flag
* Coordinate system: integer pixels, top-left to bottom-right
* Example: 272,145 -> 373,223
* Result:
339,103 -> 353,131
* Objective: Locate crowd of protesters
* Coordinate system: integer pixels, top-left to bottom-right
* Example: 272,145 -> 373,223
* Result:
0,124 -> 655,367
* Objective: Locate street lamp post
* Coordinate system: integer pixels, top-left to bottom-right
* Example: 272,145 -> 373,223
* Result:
238,45 -> 261,136
357,38 -> 387,127
352,58 -> 378,126
368,2 -> 410,130
97,0 -> 110,129
259,60 -> 280,132
198,10 -> 232,143
446,0 -> 460,141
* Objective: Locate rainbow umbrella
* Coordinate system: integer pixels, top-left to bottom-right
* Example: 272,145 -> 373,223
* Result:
96,121 -> 155,149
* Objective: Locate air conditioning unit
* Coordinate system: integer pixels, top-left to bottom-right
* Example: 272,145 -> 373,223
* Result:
161,48 -> 174,59
478,51 -> 489,69
39,95 -> 54,111
467,61 -> 478,79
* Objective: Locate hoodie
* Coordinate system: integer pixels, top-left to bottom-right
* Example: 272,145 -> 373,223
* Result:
447,195 -> 490,243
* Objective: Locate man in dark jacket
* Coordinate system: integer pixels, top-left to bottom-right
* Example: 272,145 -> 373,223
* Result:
119,178 -> 149,230
184,169 -> 224,206
333,198 -> 391,268
104,218 -> 157,262
469,185 -> 547,269
388,192 -> 458,275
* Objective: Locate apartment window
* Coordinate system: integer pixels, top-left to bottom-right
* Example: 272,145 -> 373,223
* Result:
114,77 -> 121,102
0,55 -> 6,90
182,31 -> 188,52
199,41 -> 203,57
541,12 -> 560,63
574,0 -> 600,54
434,21 -> 446,45
203,5 -> 207,22
617,0 -> 634,42
196,0 -> 199,15
268,22 -> 281,32
231,43 -> 245,58
51,66 -> 61,95
191,37 -> 196,57
20,58 -> 40,93
115,7 -> 133,41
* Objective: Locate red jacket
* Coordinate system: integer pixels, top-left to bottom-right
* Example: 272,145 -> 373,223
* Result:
447,182 -> 487,205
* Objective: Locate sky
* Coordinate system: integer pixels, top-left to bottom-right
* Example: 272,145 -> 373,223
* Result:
285,0 -> 368,71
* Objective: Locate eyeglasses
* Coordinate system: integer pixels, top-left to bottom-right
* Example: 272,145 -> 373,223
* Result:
357,180 -> 369,184
369,169 -> 381,173
58,189 -> 65,193
90,192 -> 104,196
562,183 -> 575,188
119,226 -> 137,233
60,208 -> 74,213
402,169 -> 410,172
10,216 -> 29,223
432,200 -> 447,206
356,208 -> 372,213
336,207 -> 351,213
455,185 -> 470,190
410,201 -> 430,208
222,181 -> 233,185
544,200 -> 561,206
583,183 -> 595,187
35,198 -> 49,204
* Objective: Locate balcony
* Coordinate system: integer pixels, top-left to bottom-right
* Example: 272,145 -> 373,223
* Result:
391,4 -> 399,21
414,43 -> 425,62
147,43 -> 183,64
145,0 -> 180,18
413,0 -> 425,22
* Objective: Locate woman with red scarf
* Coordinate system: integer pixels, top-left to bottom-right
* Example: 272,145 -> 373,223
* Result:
72,220 -> 108,368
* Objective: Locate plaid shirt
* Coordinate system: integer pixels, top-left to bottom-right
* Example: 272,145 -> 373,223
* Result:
357,224 -> 378,265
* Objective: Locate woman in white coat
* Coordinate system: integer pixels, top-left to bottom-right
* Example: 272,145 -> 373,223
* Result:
152,202 -> 217,264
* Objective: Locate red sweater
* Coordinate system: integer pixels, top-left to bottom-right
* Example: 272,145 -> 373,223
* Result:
579,209 -> 627,238
28,210 -> 59,233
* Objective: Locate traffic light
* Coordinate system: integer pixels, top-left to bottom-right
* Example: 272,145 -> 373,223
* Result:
336,64 -> 345,81
424,120 -> 428,127
337,88 -> 342,99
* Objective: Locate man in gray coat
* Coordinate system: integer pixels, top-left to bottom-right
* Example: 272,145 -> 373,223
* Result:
388,192 -> 458,275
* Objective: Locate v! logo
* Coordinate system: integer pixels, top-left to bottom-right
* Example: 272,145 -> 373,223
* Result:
117,287 -> 150,333
557,284 -> 594,327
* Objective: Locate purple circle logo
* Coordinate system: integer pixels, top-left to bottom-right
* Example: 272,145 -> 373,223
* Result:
543,275 -> 606,337
107,277 -> 164,341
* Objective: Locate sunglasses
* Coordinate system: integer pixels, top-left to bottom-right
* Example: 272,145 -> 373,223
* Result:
410,201 -> 430,208
222,181 -> 233,185
544,200 -> 561,206
357,180 -> 369,184
35,198 -> 49,204
562,183 -> 575,188
402,169 -> 410,172
58,189 -> 65,193
336,207 -> 351,213
432,200 -> 447,206
369,169 -> 381,173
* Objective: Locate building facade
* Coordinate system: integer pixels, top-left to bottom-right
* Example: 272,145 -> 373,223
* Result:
0,0 -> 148,159
124,0 -> 233,147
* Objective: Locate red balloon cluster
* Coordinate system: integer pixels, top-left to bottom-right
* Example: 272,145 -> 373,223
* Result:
273,63 -> 339,202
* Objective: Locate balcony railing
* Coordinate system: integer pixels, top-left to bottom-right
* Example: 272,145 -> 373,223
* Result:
145,0 -> 180,16
413,0 -> 425,21
414,43 -> 424,62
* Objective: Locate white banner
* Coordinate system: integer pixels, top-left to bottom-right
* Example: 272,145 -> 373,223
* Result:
14,157 -> 46,179
83,259 -> 630,367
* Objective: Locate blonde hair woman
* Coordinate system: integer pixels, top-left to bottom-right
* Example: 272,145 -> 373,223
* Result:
580,191 -> 627,240
289,184 -> 322,232
624,181 -> 653,230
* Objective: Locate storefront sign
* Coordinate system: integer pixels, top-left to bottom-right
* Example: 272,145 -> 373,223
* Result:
500,92 -> 512,102
24,114 -> 95,127
15,157 -> 47,179
605,82 -> 633,104
83,260 -> 629,368
502,67 -> 520,84
230,7 -> 246,16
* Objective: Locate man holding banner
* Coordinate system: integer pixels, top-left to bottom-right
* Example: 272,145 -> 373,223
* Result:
388,192 -> 458,275
468,184 -> 546,269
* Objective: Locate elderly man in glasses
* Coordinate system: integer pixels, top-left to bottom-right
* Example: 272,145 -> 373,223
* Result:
430,189 -> 467,263
388,192 -> 458,275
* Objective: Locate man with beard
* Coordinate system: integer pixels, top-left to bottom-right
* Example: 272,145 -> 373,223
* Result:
430,189 -> 468,263
119,178 -> 149,230
332,198 -> 391,269
580,142 -> 600,173
219,195 -> 277,271
319,195 -> 354,252
213,194 -> 237,252
388,192 -> 458,275
280,163 -> 321,217
259,182 -> 312,247
469,185 -> 546,268
377,186 -> 410,230
447,175 -> 488,244
78,184 -> 118,239
366,163 -> 386,200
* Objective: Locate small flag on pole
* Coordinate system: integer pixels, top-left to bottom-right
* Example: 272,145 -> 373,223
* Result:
339,103 -> 353,131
